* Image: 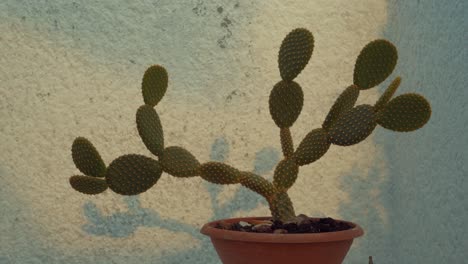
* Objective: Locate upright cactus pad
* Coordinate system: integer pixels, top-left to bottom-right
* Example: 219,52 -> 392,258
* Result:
278,28 -> 314,82
200,162 -> 242,184
374,77 -> 401,112
353,39 -> 398,90
293,128 -> 330,166
69,175 -> 108,195
106,154 -> 162,195
269,81 -> 304,128
160,146 -> 200,177
377,93 -> 431,132
136,105 -> 164,157
240,172 -> 277,200
71,137 -> 106,177
273,158 -> 299,191
280,128 -> 294,158
322,85 -> 360,130
328,105 -> 377,146
142,65 -> 168,107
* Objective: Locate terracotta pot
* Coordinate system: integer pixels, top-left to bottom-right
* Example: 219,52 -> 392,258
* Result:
200,216 -> 364,264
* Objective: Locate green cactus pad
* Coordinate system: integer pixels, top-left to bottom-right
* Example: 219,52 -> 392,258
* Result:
322,85 -> 360,130
328,104 -> 377,146
374,77 -> 402,113
136,105 -> 164,157
273,158 -> 299,191
269,192 -> 296,222
377,93 -> 431,132
160,146 -> 200,177
106,154 -> 162,195
280,128 -> 294,158
240,172 -> 276,200
353,39 -> 398,90
69,175 -> 108,195
269,81 -> 304,128
278,28 -> 314,81
71,137 -> 106,177
199,162 -> 242,184
293,128 -> 331,166
142,65 -> 168,107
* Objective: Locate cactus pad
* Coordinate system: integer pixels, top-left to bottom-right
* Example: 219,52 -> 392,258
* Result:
142,65 -> 168,107
273,158 -> 299,191
136,105 -> 164,156
322,85 -> 360,130
160,146 -> 200,177
71,137 -> 106,177
353,39 -> 398,90
200,162 -> 242,184
69,175 -> 108,195
106,154 -> 162,195
278,28 -> 314,81
293,128 -> 331,166
280,128 -> 294,157
328,105 -> 377,146
377,93 -> 431,132
269,191 -> 296,222
240,172 -> 277,200
374,77 -> 402,112
269,81 -> 304,128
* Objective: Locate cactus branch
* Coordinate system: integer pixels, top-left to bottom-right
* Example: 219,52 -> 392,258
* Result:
280,128 -> 294,158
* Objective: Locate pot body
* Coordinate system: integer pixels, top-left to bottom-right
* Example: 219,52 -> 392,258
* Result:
200,217 -> 364,264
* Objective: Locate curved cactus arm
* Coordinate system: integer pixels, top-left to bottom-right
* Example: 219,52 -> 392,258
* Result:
239,171 -> 277,203
199,162 -> 243,184
142,65 -> 168,107
160,146 -> 201,177
273,158 -> 299,192
71,137 -> 106,177
269,191 -> 296,222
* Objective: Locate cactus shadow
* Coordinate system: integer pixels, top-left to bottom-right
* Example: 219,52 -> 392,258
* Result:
81,135 -> 280,262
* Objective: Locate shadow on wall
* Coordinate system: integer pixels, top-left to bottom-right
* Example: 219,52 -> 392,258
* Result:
82,136 -> 280,262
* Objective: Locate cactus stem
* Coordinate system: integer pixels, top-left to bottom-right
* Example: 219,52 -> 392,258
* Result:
280,128 -> 294,158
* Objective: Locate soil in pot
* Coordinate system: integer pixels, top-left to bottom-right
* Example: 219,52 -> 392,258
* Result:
215,214 -> 354,234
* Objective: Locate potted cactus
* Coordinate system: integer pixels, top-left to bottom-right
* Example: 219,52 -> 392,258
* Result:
68,28 -> 431,264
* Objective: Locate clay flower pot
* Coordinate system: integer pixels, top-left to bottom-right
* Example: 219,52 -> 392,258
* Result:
201,217 -> 364,264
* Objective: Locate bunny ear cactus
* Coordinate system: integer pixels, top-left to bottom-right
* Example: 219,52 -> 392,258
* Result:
67,28 -> 431,223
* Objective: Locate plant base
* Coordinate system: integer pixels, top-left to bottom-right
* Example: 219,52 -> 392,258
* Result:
200,216 -> 364,264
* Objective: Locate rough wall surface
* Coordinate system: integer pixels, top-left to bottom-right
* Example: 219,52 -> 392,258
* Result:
0,0 -> 465,263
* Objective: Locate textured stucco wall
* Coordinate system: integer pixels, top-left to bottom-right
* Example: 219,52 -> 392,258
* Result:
0,1 -> 465,263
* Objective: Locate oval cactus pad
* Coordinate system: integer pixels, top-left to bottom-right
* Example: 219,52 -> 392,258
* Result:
106,154 -> 162,195
142,65 -> 168,107
353,39 -> 398,90
328,105 -> 377,146
71,137 -> 106,177
69,175 -> 108,195
377,93 -> 431,132
269,81 -> 304,128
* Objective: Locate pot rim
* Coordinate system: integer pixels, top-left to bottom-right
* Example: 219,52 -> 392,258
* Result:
200,216 -> 364,243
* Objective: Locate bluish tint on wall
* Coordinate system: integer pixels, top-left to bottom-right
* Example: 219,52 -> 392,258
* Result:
342,1 -> 467,263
